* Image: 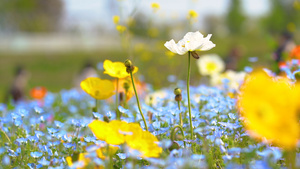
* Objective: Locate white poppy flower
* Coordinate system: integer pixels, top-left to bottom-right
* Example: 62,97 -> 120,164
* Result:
164,31 -> 216,55
196,54 -> 225,76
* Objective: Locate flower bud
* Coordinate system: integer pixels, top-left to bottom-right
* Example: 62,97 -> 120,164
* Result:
174,88 -> 182,95
175,94 -> 182,102
124,59 -> 132,67
191,51 -> 199,59
126,66 -> 135,73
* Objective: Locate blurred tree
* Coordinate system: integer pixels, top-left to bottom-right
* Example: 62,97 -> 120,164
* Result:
261,0 -> 300,33
0,0 -> 64,32
225,0 -> 246,34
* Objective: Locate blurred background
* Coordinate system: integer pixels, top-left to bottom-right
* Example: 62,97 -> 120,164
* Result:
0,0 -> 300,102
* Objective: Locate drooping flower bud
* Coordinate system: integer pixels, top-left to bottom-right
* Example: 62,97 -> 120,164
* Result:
191,51 -> 199,59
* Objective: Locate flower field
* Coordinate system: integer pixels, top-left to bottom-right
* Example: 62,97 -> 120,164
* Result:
1,1 -> 300,169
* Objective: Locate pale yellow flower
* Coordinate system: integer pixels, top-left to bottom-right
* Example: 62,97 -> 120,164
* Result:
112,15 -> 120,24
196,54 -> 225,76
187,10 -> 198,19
116,25 -> 126,33
151,3 -> 160,12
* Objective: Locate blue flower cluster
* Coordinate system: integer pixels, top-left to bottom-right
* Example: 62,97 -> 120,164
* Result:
0,82 -> 291,168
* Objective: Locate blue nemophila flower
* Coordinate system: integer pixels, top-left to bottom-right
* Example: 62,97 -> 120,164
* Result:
68,105 -> 78,114
256,147 -> 282,162
27,135 -> 39,143
35,131 -> 45,138
17,108 -> 29,118
63,143 -> 75,149
7,149 -> 17,157
2,155 -> 10,165
54,120 -> 64,128
30,151 -> 43,158
34,107 -> 44,114
84,136 -> 96,143
38,157 -> 50,166
14,118 -> 23,126
11,112 -> 20,120
244,66 -> 253,73
47,127 -> 59,135
15,138 -> 27,145
117,153 -> 127,159
39,116 -> 45,123
92,112 -> 103,120
28,163 -> 35,169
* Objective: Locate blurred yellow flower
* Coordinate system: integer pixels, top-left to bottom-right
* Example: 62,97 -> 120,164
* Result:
88,120 -> 162,158
126,130 -> 162,158
103,60 -> 138,79
89,120 -> 127,145
112,15 -> 120,24
116,25 -> 126,33
80,77 -> 115,100
187,10 -> 198,19
151,3 -> 160,12
294,0 -> 300,10
287,22 -> 296,32
237,70 -> 300,149
66,153 -> 89,169
96,146 -> 119,159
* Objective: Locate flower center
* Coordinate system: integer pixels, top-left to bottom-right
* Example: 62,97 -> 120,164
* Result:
206,62 -> 217,72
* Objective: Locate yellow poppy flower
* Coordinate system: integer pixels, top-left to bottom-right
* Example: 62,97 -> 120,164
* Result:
103,60 -> 138,79
89,120 -> 162,158
88,120 -> 126,145
80,77 -> 115,100
237,70 -> 300,149
126,130 -> 162,158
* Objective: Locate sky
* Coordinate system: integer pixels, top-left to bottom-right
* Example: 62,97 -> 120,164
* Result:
63,0 -> 270,31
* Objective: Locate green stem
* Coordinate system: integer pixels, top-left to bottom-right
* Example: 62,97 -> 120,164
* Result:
116,78 -> 120,120
177,101 -> 183,126
171,125 -> 186,148
0,128 -> 11,144
129,71 -> 148,131
187,51 -> 193,139
285,149 -> 296,169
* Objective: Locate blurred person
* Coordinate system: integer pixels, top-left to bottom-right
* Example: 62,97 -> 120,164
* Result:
73,60 -> 98,90
5,66 -> 30,103
225,45 -> 242,70
273,31 -> 296,73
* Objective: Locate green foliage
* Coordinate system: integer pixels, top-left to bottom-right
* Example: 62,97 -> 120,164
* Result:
0,0 -> 64,32
225,0 -> 246,34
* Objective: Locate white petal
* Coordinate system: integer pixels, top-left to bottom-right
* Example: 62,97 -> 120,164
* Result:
164,39 -> 178,54
184,31 -> 204,51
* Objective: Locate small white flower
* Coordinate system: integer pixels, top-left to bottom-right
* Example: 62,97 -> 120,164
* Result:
164,31 -> 216,55
196,54 -> 225,76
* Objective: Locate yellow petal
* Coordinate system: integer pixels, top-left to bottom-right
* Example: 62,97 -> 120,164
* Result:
80,77 -> 115,100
